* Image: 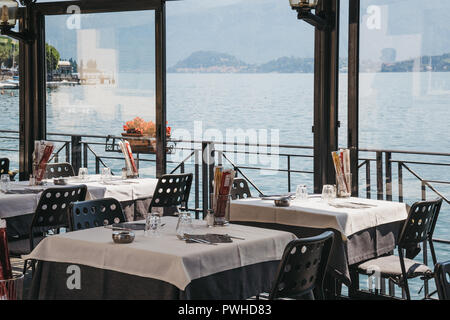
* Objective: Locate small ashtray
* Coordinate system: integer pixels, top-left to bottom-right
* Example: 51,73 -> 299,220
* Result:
274,197 -> 291,207
53,178 -> 68,185
112,230 -> 135,244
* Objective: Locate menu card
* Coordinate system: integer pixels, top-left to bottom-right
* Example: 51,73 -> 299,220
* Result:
212,166 -> 235,218
332,149 -> 351,194
118,140 -> 138,176
33,140 -> 55,182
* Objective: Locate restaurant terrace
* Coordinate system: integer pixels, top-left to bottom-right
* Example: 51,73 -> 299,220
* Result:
0,0 -> 448,302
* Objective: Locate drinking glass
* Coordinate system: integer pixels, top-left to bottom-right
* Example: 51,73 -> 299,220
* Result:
145,213 -> 162,237
322,184 -> 336,203
78,168 -> 88,181
101,167 -> 111,183
1,174 -> 10,193
176,211 -> 193,238
295,184 -> 308,201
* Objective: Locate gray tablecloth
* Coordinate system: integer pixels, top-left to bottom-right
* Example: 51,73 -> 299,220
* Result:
231,220 -> 403,286
29,260 -> 279,300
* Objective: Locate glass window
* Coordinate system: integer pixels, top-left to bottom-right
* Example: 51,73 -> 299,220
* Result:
166,0 -> 315,195
45,10 -> 156,177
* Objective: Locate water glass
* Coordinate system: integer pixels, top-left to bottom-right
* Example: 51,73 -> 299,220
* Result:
101,167 -> 112,183
322,184 -> 336,203
176,211 -> 193,237
1,174 -> 10,193
78,168 -> 88,181
295,184 -> 308,201
145,213 -> 162,236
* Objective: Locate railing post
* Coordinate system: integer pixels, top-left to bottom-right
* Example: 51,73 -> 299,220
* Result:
195,149 -> 200,219
365,160 -> 371,199
398,162 -> 403,203
71,135 -> 82,175
376,151 -> 383,200
201,142 -> 209,219
385,152 -> 392,201
287,155 -> 291,193
83,142 -> 88,169
95,156 -> 100,174
65,142 -> 70,163
209,143 -> 215,197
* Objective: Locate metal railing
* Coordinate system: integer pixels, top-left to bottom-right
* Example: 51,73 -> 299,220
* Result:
1,130 -> 449,299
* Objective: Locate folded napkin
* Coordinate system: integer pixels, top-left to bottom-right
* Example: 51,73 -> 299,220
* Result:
184,233 -> 233,244
112,222 -> 146,231
3,189 -> 42,194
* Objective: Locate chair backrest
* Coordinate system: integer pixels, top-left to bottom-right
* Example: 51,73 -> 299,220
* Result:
30,185 -> 87,250
230,178 -> 252,200
149,173 -> 193,212
269,231 -> 334,300
0,158 -> 9,175
398,198 -> 443,249
69,198 -> 126,231
45,162 -> 75,179
434,261 -> 450,300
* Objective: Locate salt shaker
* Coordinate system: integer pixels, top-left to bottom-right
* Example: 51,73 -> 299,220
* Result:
206,210 -> 214,228
29,174 -> 35,186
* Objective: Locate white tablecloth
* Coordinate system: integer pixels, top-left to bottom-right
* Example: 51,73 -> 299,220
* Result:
0,176 -> 158,219
230,196 -> 408,240
24,216 -> 296,290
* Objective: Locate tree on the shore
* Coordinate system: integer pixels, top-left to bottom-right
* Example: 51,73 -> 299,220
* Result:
46,43 -> 60,74
0,37 -> 18,69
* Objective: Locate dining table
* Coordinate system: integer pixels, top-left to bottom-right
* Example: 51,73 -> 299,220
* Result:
229,195 -> 409,287
1,175 -> 158,239
25,216 -> 297,300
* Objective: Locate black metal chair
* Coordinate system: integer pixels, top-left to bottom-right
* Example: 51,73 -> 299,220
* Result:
69,198 -> 126,231
0,157 -> 9,175
257,231 -> 334,300
148,173 -> 193,214
8,185 -> 87,273
230,178 -> 252,200
434,261 -> 450,300
45,162 -> 75,179
357,198 -> 443,300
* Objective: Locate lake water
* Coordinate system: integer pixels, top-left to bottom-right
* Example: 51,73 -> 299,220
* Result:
0,72 -> 449,297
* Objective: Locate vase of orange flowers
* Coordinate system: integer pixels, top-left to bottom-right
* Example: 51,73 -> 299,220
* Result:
122,117 -> 171,154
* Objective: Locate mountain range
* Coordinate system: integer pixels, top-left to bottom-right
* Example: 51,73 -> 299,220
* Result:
169,51 -> 450,73
44,0 -> 450,72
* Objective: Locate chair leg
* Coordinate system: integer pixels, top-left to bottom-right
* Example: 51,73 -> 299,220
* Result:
22,259 -> 28,275
403,277 -> 411,300
399,250 -> 411,300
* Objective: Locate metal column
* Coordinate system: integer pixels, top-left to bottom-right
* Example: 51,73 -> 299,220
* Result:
155,0 -> 167,178
348,0 -> 360,196
313,0 -> 340,193
18,6 -> 46,181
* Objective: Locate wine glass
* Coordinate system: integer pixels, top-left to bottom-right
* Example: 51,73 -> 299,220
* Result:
1,174 -> 10,193
322,185 -> 336,203
295,184 -> 308,201
101,167 -> 111,183
78,168 -> 88,181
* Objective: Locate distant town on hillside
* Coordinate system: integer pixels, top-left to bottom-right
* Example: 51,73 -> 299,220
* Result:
168,51 -> 450,74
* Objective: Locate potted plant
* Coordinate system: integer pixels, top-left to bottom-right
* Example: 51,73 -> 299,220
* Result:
122,117 -> 171,154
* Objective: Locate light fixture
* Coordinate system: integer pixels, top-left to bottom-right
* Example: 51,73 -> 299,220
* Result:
0,0 -> 18,27
0,0 -> 35,42
289,0 -> 329,31
289,0 -> 319,9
